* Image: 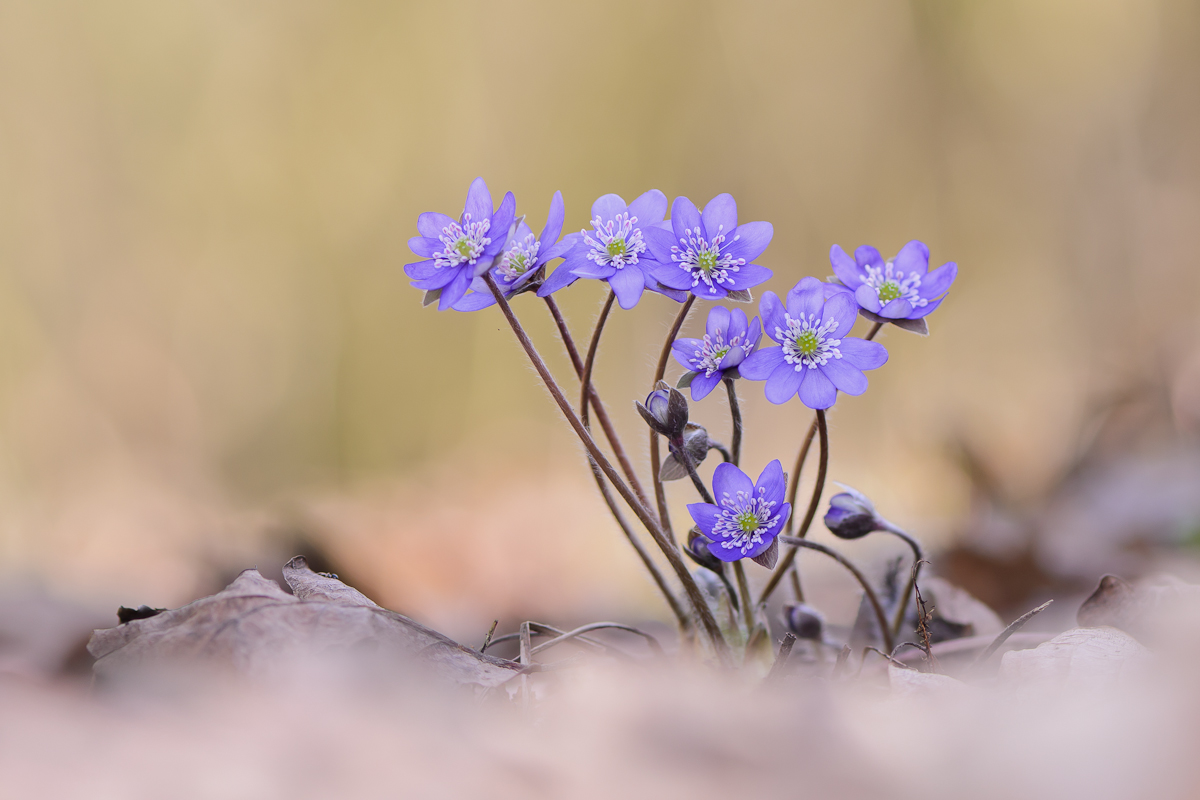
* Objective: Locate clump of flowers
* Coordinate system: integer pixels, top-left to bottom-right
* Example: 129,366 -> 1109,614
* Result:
400,178 -> 958,669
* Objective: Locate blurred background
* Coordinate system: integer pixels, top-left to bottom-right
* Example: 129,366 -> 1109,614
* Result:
2,0 -> 1199,659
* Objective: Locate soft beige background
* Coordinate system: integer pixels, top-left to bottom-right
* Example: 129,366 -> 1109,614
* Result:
1,0 -> 1198,635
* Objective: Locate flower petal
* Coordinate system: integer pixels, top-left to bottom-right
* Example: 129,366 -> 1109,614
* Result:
537,191 -> 566,253
745,316 -> 762,350
437,267 -> 473,311
690,370 -> 722,401
724,221 -> 772,263
798,366 -> 837,409
712,461 -> 754,500
626,189 -> 667,226
672,338 -> 704,371
728,307 -> 749,339
590,193 -> 627,222
417,212 -> 455,239
854,284 -> 882,313
648,261 -> 694,290
404,259 -> 440,280
451,290 -> 497,312
758,291 -> 788,343
854,245 -> 884,270
919,261 -> 957,298
838,338 -> 888,371
536,263 -> 579,296
909,295 -> 945,319
687,503 -> 721,538
706,306 -> 731,339
738,346 -> 785,380
764,362 -> 804,404
463,177 -> 492,226
893,240 -> 930,277
755,459 -> 786,504
822,292 -> 860,338
879,297 -> 913,318
787,277 -> 825,320
643,226 -> 678,265
725,263 -> 772,290
608,266 -> 645,309
571,262 -> 617,280
819,359 -> 868,395
830,245 -> 863,287
670,196 -> 703,242
701,193 -> 738,239
484,192 -> 516,257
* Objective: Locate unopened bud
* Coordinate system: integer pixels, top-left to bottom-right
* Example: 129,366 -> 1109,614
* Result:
635,381 -> 689,439
659,423 -> 713,481
823,483 -> 888,540
782,603 -> 825,641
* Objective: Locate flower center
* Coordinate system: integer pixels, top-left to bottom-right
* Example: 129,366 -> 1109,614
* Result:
497,233 -> 540,282
434,213 -> 492,270
693,332 -> 746,377
711,487 -> 780,556
778,312 -> 841,370
864,260 -> 925,307
671,226 -> 746,291
584,213 -> 645,269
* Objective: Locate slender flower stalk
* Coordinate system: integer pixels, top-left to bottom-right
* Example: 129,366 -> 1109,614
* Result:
723,377 -> 743,466
649,295 -> 696,542
541,296 -> 688,631
758,410 -> 828,605
886,527 -> 924,639
483,274 -> 730,661
579,291 -> 616,431
732,560 -> 755,635
778,536 -> 895,654
543,296 -> 648,508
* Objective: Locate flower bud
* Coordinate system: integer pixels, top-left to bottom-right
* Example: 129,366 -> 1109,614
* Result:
823,484 -> 888,540
635,381 -> 689,440
684,526 -> 724,574
782,603 -> 825,641
659,423 -> 712,481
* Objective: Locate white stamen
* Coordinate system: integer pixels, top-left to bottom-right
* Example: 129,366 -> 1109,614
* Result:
496,233 -> 540,283
671,225 -> 746,291
692,330 -> 749,377
711,486 -> 781,556
777,312 -> 842,371
434,213 -> 492,270
863,259 -> 927,307
584,212 -> 645,269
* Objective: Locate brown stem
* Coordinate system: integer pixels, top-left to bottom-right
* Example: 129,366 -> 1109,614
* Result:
579,290 -> 616,429
758,409 -> 828,605
784,419 -> 818,536
649,296 -> 696,543
724,377 -> 743,466
779,536 -> 894,654
733,560 -> 755,635
485,275 -> 729,661
544,296 -> 649,509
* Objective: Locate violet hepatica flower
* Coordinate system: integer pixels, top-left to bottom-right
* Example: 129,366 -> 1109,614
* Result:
645,194 -> 773,301
739,277 -> 888,409
405,178 -> 516,311
688,460 -> 790,564
829,240 -> 957,321
452,191 -> 574,312
672,306 -> 762,401
538,190 -> 669,310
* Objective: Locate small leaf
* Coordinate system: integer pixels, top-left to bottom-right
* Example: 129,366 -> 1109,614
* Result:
422,288 -> 443,307
891,316 -> 929,336
751,538 -> 779,569
676,371 -> 698,389
726,289 -> 753,303
659,454 -> 688,482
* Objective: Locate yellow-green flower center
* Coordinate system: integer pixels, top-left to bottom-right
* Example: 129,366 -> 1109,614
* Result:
877,279 -> 902,303
606,238 -> 626,259
736,511 -> 760,533
696,250 -> 718,273
455,238 -> 475,260
794,329 -> 819,356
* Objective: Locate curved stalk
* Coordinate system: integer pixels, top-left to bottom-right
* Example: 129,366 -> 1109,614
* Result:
884,526 -> 924,639
723,376 -> 743,466
648,296 -> 696,542
579,290 -> 616,429
779,536 -> 894,654
485,275 -> 729,661
758,409 -> 829,605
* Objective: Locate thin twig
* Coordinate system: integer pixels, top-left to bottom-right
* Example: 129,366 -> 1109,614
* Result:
862,646 -> 915,671
649,296 -> 696,544
530,622 -> 664,657
885,527 -> 924,639
759,409 -> 829,605
485,275 -> 729,661
481,619 -> 498,652
723,376 -> 743,466
777,535 -> 894,654
971,600 -> 1053,668
765,633 -> 797,683
912,561 -> 937,672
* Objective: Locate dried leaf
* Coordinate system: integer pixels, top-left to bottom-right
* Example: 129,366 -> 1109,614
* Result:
999,627 -> 1151,687
1077,574 -> 1200,645
88,560 -> 520,689
888,664 -> 966,697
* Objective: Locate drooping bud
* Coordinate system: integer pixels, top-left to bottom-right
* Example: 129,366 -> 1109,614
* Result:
782,603 -> 825,641
659,423 -> 713,481
823,483 -> 889,540
684,526 -> 724,574
635,380 -> 688,440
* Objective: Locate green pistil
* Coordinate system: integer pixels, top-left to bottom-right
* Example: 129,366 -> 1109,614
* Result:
509,255 -> 528,274
735,511 -> 760,534
607,238 -> 626,259
697,250 -> 718,273
455,239 -> 474,259
795,330 -> 819,356
878,280 -> 902,303
714,346 -> 730,360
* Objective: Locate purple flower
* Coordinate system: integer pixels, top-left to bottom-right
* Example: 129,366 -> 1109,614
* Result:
672,306 -> 762,401
739,277 -> 889,409
687,460 -> 790,563
451,192 -> 575,312
644,194 -> 773,300
538,190 -> 670,310
404,178 -> 516,311
829,240 -> 957,320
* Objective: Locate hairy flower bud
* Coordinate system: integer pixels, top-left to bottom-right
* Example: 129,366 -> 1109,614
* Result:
823,483 -> 889,540
659,423 -> 713,482
635,381 -> 689,440
782,603 -> 825,641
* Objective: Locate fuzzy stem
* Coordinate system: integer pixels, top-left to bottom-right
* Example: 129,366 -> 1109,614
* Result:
758,409 -> 829,605
649,296 -> 696,543
485,275 -> 729,660
778,536 -> 894,654
673,439 -> 714,504
544,295 -> 649,510
723,377 -> 743,466
733,560 -> 755,635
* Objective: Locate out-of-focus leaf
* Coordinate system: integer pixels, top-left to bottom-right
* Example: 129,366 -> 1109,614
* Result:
999,627 -> 1151,687
88,559 -> 521,689
1077,574 -> 1200,645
